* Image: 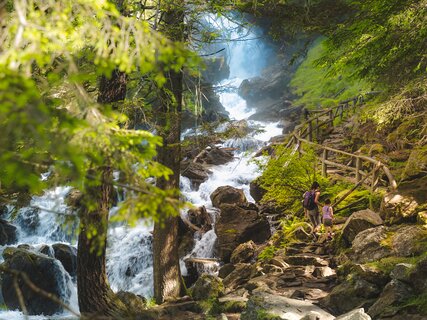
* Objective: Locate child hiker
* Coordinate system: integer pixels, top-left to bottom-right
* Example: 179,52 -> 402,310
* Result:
322,199 -> 334,240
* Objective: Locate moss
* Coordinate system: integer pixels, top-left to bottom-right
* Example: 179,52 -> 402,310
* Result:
220,299 -> 247,313
366,256 -> 421,274
255,309 -> 282,320
401,292 -> 427,314
198,297 -> 222,316
257,245 -> 277,262
224,229 -> 237,234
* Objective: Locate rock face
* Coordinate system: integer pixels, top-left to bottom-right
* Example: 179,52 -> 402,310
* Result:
230,241 -> 256,264
0,219 -> 17,245
350,226 -> 392,263
52,243 -> 77,277
190,274 -> 224,301
215,203 -> 271,262
241,292 -> 335,320
1,247 -> 71,315
210,186 -> 247,209
342,209 -> 383,245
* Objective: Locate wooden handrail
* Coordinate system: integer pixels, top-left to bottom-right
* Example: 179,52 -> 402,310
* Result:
283,93 -> 397,192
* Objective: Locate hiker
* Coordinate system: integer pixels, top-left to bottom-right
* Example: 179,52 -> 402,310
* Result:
322,198 -> 334,240
303,181 -> 321,233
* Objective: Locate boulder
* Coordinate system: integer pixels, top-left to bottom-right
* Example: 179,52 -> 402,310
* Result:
52,243 -> 77,277
214,203 -> 270,262
181,160 -> 211,188
186,206 -> 212,232
249,178 -> 266,203
390,263 -> 414,283
320,281 -> 375,315
230,241 -> 256,264
223,263 -> 253,291
368,280 -> 413,318
1,247 -> 71,315
116,291 -> 146,313
392,225 -> 427,257
241,292 -> 334,320
195,147 -> 234,166
0,205 -> 9,216
0,219 -> 17,245
210,186 -> 247,209
350,226 -> 392,263
381,192 -> 419,223
191,274 -> 224,301
335,308 -> 372,320
408,256 -> 427,293
218,263 -> 235,279
342,209 -> 383,245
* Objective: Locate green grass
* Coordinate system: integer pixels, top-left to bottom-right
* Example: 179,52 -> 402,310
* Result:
290,38 -> 371,109
401,292 -> 427,314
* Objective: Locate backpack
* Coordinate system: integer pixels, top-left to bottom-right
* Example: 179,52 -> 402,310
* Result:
303,191 -> 317,210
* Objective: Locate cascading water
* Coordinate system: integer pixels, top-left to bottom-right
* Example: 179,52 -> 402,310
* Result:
0,14 -> 284,319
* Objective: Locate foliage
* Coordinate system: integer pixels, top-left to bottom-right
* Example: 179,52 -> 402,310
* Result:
0,0 -> 196,223
290,39 -> 371,109
257,145 -> 328,209
257,245 -> 277,262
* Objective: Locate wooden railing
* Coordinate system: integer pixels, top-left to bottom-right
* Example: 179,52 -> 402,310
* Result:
284,93 -> 398,193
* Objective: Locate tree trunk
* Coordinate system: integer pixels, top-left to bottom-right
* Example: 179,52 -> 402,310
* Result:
77,70 -> 127,316
153,7 -> 185,304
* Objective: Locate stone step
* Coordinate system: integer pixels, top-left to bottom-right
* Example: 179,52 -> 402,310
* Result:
283,255 -> 329,267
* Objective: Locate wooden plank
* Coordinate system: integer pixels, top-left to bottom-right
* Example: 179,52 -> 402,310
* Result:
356,157 -> 362,182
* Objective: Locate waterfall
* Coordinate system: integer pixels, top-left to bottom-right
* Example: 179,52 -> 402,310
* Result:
0,13 -> 283,319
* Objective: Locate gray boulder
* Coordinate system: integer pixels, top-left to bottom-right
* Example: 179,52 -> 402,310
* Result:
230,241 -> 256,264
392,225 -> 427,257
215,203 -> 270,262
52,243 -> 77,277
191,274 -> 224,301
335,308 -> 372,320
0,219 -> 17,245
368,280 -> 413,318
350,226 -> 392,263
210,186 -> 247,209
342,209 -> 383,245
1,247 -> 71,315
249,178 -> 266,203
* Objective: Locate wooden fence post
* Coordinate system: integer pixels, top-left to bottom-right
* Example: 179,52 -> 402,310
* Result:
340,105 -> 344,119
329,110 -> 334,127
356,157 -> 362,182
371,165 -> 380,192
308,121 -> 313,142
322,149 -> 328,177
316,117 -> 320,141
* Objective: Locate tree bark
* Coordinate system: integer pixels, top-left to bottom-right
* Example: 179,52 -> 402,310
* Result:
77,69 -> 127,316
153,6 -> 185,304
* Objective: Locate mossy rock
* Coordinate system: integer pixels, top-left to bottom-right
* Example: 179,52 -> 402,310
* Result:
402,146 -> 427,181
190,274 -> 224,301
